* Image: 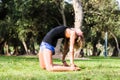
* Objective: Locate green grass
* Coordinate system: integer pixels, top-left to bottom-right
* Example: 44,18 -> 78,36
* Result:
0,56 -> 120,80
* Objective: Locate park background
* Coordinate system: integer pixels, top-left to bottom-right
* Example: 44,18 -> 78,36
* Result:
0,0 -> 120,57
0,0 -> 120,80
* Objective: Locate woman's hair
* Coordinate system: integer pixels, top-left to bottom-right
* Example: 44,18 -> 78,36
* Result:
60,28 -> 84,54
74,36 -> 84,49
60,35 -> 84,54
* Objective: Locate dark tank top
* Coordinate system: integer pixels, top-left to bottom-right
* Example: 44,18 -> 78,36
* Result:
42,26 -> 67,47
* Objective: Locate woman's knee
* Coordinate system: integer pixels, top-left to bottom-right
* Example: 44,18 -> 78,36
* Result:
40,65 -> 46,70
38,51 -> 46,69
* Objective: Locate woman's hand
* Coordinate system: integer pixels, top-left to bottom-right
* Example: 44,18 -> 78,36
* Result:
70,64 -> 80,71
70,65 -> 81,71
70,63 -> 77,67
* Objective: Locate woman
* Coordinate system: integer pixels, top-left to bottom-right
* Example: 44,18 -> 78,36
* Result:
38,26 -> 83,71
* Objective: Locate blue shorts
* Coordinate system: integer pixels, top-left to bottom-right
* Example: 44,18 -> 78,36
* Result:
40,42 -> 55,55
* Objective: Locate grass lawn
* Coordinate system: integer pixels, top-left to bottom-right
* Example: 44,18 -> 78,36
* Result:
0,56 -> 120,80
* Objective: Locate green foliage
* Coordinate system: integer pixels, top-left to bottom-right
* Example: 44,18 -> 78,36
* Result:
0,56 -> 120,80
81,0 -> 120,52
0,0 -> 120,55
0,0 -> 74,55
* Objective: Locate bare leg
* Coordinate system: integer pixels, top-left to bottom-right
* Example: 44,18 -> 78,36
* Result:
38,50 -> 63,69
43,49 -> 80,71
38,50 -> 46,69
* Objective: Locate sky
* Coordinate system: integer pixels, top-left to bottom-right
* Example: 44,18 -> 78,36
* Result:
116,0 -> 120,7
64,0 -> 72,4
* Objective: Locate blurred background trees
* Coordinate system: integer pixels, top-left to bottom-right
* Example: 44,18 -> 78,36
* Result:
0,0 -> 119,57
81,0 -> 120,56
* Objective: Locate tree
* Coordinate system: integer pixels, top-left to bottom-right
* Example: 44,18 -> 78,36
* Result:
81,0 -> 120,56
72,0 -> 83,58
73,0 -> 83,29
0,0 -> 75,55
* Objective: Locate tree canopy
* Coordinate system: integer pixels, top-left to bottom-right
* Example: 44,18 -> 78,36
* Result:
0,0 -> 119,56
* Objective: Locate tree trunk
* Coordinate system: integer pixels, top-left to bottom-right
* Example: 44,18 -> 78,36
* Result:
112,47 -> 118,56
30,38 -> 36,55
13,46 -> 19,56
109,31 -> 120,56
73,0 -> 83,58
4,42 -> 10,56
0,40 -> 6,55
0,45 -> 4,55
92,44 -> 97,56
31,43 -> 36,55
55,0 -> 67,26
60,0 -> 67,26
73,0 -> 83,29
22,40 -> 28,55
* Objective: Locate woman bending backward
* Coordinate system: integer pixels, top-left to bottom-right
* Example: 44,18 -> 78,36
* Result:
38,26 -> 83,71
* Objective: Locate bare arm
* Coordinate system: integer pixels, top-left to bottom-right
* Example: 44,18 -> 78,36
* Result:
69,30 -> 76,65
62,39 -> 69,66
